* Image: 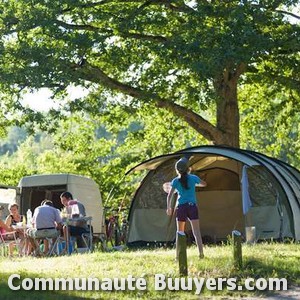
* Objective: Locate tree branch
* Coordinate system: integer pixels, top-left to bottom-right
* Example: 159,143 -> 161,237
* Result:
72,61 -> 221,142
120,31 -> 167,43
62,0 -> 195,16
275,9 -> 300,20
133,0 -> 195,13
55,20 -> 98,31
62,0 -> 111,13
155,99 -> 222,143
55,20 -> 168,43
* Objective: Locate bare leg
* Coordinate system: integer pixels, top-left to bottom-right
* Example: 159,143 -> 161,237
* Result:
189,219 -> 204,257
9,242 -> 14,257
176,221 -> 186,259
24,230 -> 34,255
19,239 -> 25,256
43,239 -> 49,254
27,236 -> 39,254
63,225 -> 69,253
177,221 -> 186,233
26,239 -> 33,255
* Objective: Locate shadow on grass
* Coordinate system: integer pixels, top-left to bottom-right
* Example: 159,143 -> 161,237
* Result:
231,256 -> 300,298
242,256 -> 300,281
0,270 -> 149,300
0,272 -> 93,300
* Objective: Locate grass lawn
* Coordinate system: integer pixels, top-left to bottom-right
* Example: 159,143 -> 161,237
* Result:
0,242 -> 299,299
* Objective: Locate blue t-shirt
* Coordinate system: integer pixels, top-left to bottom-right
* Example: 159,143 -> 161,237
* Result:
171,174 -> 201,205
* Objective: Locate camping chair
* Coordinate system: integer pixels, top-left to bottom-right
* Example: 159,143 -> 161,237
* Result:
0,231 -> 21,257
62,216 -> 93,254
33,230 -> 62,257
81,224 -> 93,253
46,234 -> 64,256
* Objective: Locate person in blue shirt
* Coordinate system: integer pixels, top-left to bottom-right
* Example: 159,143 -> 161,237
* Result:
166,157 -> 207,258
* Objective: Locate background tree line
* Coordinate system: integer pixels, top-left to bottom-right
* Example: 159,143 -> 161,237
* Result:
0,1 -> 299,210
0,81 -> 300,210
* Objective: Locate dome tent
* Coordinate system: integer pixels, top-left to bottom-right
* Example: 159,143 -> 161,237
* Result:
126,146 -> 300,246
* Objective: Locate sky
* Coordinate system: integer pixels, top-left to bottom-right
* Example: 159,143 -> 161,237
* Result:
20,86 -> 89,112
21,88 -> 55,112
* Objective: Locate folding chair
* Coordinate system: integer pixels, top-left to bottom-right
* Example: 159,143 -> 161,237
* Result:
0,231 -> 21,256
63,216 -> 93,254
32,231 -> 62,257
80,225 -> 93,253
47,234 -> 63,256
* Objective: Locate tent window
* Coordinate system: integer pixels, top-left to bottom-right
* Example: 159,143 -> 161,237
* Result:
134,165 -> 176,209
247,167 -> 277,206
196,168 -> 240,191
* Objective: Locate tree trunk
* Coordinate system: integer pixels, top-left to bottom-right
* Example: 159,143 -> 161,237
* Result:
213,68 -> 241,148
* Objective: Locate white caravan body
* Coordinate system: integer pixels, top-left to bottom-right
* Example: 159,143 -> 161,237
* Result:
18,173 -> 104,234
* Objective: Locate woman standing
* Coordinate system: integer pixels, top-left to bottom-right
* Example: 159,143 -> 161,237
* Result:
166,158 -> 207,258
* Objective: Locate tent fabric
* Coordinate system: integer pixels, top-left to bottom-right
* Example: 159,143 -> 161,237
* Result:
241,165 -> 252,214
126,146 -> 300,246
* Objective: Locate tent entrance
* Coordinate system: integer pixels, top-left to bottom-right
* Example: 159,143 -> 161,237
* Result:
193,167 -> 244,242
196,190 -> 243,242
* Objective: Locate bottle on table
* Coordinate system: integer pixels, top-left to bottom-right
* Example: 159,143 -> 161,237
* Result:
22,215 -> 26,227
26,209 -> 32,227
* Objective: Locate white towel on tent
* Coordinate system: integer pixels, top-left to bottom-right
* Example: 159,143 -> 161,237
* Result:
241,165 -> 252,215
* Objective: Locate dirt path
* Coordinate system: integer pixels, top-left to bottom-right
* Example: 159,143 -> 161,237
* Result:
243,285 -> 300,299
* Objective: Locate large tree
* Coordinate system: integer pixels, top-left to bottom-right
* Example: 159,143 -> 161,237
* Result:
0,0 -> 299,147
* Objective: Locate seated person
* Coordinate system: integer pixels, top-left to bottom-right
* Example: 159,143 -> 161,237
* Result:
5,203 -> 25,226
60,192 -> 89,248
0,206 -> 14,234
0,205 -> 16,256
26,200 -> 63,256
5,203 -> 27,254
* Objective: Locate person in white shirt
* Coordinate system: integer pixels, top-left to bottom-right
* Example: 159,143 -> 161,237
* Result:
60,192 -> 89,248
26,200 -> 63,255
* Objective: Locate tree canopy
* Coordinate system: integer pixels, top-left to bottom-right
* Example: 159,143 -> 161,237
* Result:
0,0 -> 299,148
0,105 -> 207,209
239,81 -> 300,165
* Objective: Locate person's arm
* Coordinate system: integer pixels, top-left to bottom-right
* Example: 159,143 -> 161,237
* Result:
55,222 -> 63,231
195,174 -> 207,187
0,219 -> 13,232
31,210 -> 37,228
54,209 -> 63,229
5,215 -> 12,227
166,187 -> 176,216
196,180 -> 207,187
78,202 -> 86,217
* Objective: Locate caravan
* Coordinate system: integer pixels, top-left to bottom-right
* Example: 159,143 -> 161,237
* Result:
0,173 -> 104,235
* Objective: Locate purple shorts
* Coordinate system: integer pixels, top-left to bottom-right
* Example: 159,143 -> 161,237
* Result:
176,202 -> 199,221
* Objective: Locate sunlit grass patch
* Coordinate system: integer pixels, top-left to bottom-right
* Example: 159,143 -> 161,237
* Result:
0,242 -> 299,299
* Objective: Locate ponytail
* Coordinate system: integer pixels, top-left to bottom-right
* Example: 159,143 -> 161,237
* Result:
179,172 -> 189,189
